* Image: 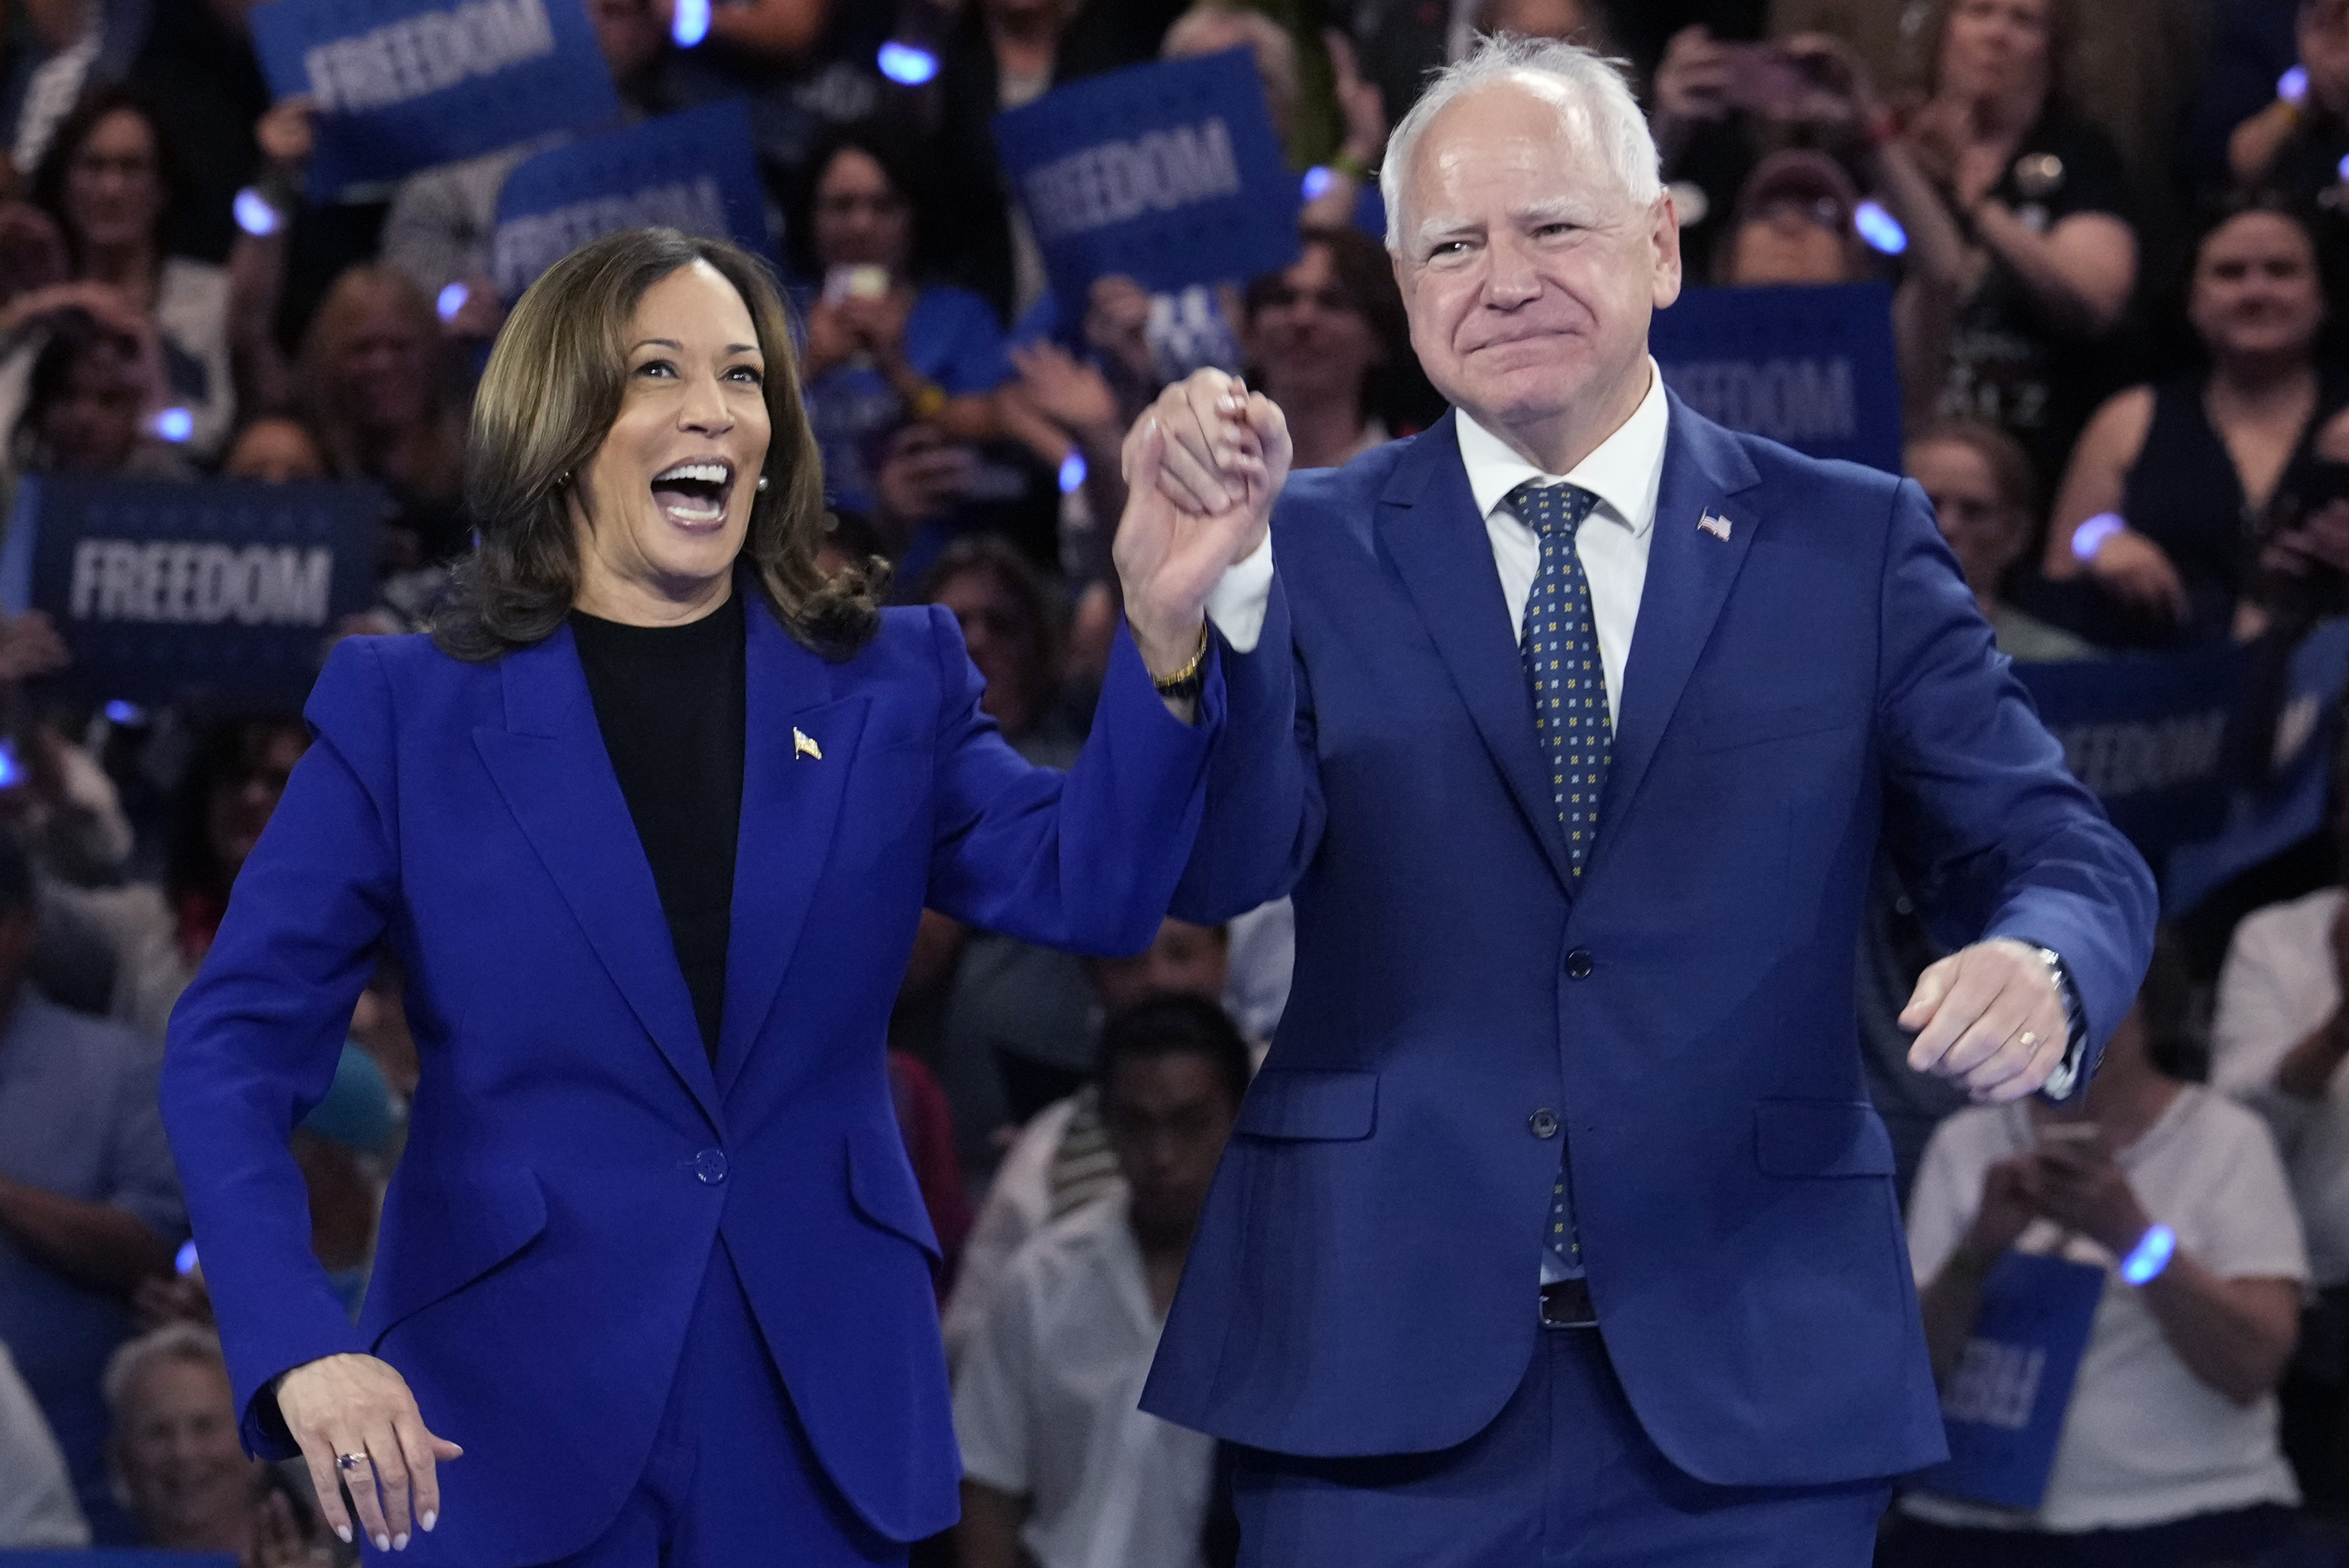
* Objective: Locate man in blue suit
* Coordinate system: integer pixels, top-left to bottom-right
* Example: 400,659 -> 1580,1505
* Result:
1133,35 -> 2157,1566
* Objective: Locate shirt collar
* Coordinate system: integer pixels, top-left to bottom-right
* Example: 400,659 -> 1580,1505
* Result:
1456,357 -> 1670,537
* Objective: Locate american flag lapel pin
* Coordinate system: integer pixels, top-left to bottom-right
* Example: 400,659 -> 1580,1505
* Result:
794,727 -> 822,761
1697,510 -> 1733,542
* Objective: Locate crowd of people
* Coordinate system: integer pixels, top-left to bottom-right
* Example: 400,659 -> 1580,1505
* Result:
0,0 -> 2346,1562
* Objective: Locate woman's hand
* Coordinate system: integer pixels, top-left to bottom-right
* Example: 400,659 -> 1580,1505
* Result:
801,300 -> 858,381
1324,29 -> 1386,170
1009,339 -> 1120,439
2084,526 -> 2188,623
840,286 -> 914,371
1652,26 -> 1733,128
0,610 -> 68,683
1084,276 -> 1157,390
2030,1134 -> 2152,1256
275,1352 -> 463,1553
1113,368 -> 1288,680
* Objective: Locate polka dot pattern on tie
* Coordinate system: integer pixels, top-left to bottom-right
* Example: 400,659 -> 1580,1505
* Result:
1508,479 -> 1609,881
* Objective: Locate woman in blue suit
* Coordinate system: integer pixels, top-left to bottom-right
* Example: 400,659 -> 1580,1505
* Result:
158,227 -> 1288,1567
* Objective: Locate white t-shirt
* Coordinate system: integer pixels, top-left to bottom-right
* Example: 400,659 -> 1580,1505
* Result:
2213,885 -> 2349,1286
953,1190 -> 1214,1568
0,1339 -> 86,1547
1902,1088 -> 2307,1532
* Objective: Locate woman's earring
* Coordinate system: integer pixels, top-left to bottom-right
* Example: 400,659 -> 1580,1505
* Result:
756,474 -> 769,494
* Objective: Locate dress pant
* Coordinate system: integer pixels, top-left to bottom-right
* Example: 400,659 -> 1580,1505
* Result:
1230,1324 -> 1892,1568
524,1238 -> 905,1568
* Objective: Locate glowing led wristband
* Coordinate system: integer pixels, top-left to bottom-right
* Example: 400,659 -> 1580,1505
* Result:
2120,1222 -> 2175,1285
2071,511 -> 2125,563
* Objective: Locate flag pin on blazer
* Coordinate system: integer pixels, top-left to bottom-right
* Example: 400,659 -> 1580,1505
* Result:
1697,510 -> 1733,541
794,727 -> 822,761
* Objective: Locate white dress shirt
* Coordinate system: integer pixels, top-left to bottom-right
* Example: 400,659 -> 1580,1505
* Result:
1203,359 -> 1672,719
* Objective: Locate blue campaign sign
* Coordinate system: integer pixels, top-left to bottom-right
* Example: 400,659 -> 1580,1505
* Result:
1915,1251 -> 2107,1509
0,479 -> 382,709
2166,619 -> 2349,915
2014,641 -> 2256,855
994,49 -> 1300,308
249,0 -> 619,196
490,102 -> 772,303
1652,284 -> 1902,472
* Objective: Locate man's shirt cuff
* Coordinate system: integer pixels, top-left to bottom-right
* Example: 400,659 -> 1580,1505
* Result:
1202,534 -> 1274,654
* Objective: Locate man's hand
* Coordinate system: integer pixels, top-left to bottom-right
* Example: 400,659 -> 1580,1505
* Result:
1113,368 -> 1288,679
1901,937 -> 2070,1102
276,1352 -> 463,1553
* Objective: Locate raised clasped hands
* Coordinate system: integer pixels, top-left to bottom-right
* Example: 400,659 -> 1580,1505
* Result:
1900,937 -> 2071,1103
1113,368 -> 1291,679
274,1352 -> 463,1553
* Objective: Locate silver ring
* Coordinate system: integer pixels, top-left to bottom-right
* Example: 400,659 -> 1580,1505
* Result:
336,1452 -> 369,1471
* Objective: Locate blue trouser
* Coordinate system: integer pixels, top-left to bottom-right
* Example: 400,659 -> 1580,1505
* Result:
528,1238 -> 904,1568
1230,1326 -> 1893,1567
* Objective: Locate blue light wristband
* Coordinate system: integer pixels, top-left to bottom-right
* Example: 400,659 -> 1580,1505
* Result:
2120,1222 -> 2176,1285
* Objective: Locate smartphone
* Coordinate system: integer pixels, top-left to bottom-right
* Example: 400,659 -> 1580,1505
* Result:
2036,1122 -> 2100,1151
823,264 -> 890,306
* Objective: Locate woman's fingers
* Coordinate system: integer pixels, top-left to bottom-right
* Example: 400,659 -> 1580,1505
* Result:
296,1440 -> 355,1546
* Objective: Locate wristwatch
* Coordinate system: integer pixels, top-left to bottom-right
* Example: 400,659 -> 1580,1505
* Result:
2026,943 -> 2087,1099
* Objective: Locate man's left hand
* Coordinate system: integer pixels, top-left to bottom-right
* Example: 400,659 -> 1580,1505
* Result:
1901,938 -> 2070,1103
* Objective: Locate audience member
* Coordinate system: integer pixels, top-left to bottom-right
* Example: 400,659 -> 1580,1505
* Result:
1911,417 -> 2093,660
943,917 -> 1239,1365
2212,780 -> 2349,1511
1241,225 -> 1405,470
0,826 -> 185,1540
296,265 -> 471,573
15,86 -> 236,458
2224,0 -> 2349,205
791,126 -> 1009,523
219,413 -> 328,483
6,304 -> 193,485
2043,197 -> 2349,647
1883,0 -> 2138,493
1714,149 -> 1871,286
0,0 -> 153,181
103,1323 -> 332,1560
954,996 -> 1249,1568
1889,937 -> 2305,1566
0,1338 -> 85,1545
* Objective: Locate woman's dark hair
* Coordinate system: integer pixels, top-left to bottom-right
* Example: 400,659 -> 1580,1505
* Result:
432,227 -> 882,663
784,123 -> 937,284
30,86 -> 178,272
1097,994 -> 1252,1112
2137,927 -> 2202,1082
167,715 -> 310,905
11,308 -> 130,471
1243,224 -> 1410,419
1912,0 -> 2078,109
911,534 -> 1063,702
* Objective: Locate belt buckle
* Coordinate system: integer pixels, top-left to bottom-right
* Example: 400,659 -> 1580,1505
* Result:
1540,1277 -> 1598,1329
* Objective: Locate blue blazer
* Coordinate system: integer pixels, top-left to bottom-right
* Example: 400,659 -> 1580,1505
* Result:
160,595 -> 1227,1563
1141,401 -> 2156,1486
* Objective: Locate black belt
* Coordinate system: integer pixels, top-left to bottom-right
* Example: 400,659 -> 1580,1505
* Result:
1540,1277 -> 1598,1329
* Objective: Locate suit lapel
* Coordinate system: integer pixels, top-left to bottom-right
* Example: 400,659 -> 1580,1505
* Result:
1378,413 -> 1574,892
1594,397 -> 1762,878
473,625 -> 723,1130
714,599 -> 866,1096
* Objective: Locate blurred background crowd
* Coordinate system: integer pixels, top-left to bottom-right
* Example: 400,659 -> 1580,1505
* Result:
6,0 -> 2349,1563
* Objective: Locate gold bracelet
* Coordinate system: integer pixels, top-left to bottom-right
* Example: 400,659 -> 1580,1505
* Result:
908,380 -> 947,422
1150,624 -> 1211,696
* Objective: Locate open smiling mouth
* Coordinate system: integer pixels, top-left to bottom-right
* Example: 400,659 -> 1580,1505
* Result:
650,460 -> 734,526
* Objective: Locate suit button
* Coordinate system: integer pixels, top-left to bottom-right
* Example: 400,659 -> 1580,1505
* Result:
1565,949 -> 1594,979
694,1148 -> 728,1185
1529,1109 -> 1561,1138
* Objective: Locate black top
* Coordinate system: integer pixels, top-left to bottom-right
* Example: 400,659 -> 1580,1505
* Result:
570,592 -> 747,1060
1935,106 -> 2136,492
2114,370 -> 2349,647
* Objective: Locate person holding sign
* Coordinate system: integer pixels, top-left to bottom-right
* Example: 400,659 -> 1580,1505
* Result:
159,225 -> 1278,1566
1891,940 -> 2306,1565
1129,35 -> 2153,1566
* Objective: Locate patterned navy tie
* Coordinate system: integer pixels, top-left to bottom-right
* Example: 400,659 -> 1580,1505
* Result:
1508,479 -> 1607,1278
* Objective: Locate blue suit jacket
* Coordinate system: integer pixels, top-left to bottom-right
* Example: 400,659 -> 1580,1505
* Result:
1141,401 -> 2156,1486
161,595 -> 1226,1564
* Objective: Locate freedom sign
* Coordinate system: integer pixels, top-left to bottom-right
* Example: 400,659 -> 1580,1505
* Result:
249,0 -> 619,196
1914,1251 -> 2107,1508
0,479 -> 382,709
1653,284 -> 1903,473
2014,642 -> 2255,857
994,48 -> 1299,308
491,102 -> 772,304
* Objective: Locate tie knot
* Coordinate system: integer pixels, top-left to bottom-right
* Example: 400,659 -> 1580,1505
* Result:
1506,480 -> 1600,539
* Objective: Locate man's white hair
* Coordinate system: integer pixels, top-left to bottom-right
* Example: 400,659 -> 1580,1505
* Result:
102,1321 -> 227,1418
1380,34 -> 1662,252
